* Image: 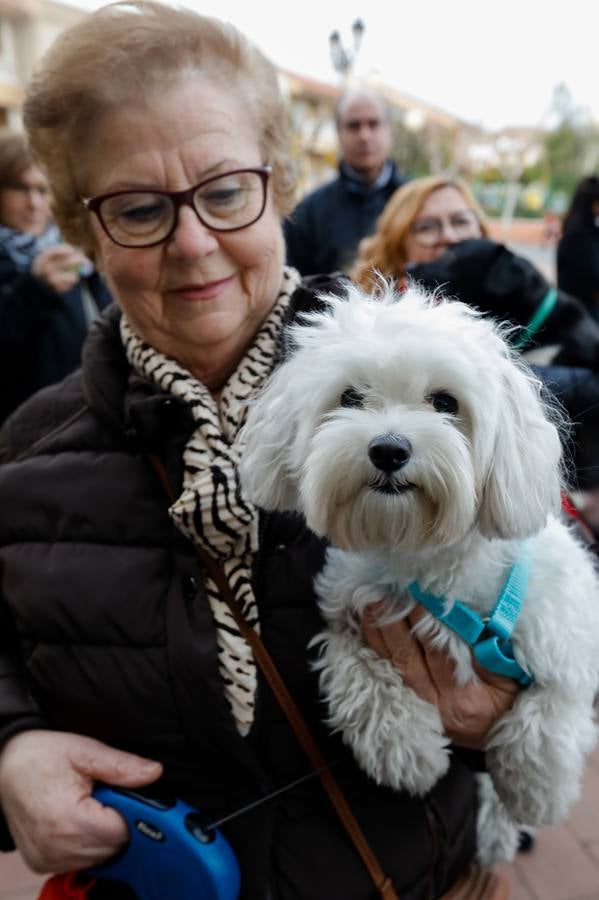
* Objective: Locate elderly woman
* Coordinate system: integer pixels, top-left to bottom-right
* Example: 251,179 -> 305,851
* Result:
0,4 -> 515,899
0,130 -> 111,423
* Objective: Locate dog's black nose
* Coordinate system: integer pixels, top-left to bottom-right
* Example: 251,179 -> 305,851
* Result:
368,435 -> 412,472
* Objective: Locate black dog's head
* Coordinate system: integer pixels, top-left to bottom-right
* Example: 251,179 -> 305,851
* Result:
407,238 -> 599,371
406,238 -> 548,326
407,238 -> 599,491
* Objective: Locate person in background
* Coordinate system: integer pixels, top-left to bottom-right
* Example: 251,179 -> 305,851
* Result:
557,174 -> 599,321
351,174 -> 488,289
0,130 -> 111,424
0,4 -> 515,898
283,87 -> 405,276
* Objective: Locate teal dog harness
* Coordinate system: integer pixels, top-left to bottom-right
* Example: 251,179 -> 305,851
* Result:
408,551 -> 533,686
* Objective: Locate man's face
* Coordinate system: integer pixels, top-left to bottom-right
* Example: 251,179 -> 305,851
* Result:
337,95 -> 391,184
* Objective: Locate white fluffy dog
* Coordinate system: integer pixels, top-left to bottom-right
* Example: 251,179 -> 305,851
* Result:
240,284 -> 599,864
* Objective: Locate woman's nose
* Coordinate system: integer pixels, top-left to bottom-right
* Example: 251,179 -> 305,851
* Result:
28,189 -> 46,211
166,205 -> 219,258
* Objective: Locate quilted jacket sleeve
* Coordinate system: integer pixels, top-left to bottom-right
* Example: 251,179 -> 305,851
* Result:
0,410 -> 51,851
0,586 -> 49,850
0,251 -> 60,348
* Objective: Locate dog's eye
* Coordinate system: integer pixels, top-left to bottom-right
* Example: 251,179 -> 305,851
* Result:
340,387 -> 365,409
429,391 -> 459,415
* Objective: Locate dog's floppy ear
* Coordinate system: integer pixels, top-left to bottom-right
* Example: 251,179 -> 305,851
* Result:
482,244 -> 549,317
407,239 -> 502,303
240,360 -> 301,512
479,358 -> 562,539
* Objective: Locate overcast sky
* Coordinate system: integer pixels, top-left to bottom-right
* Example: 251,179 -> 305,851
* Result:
66,0 -> 596,132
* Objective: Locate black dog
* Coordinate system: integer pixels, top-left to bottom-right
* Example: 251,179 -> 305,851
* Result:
407,238 -> 599,371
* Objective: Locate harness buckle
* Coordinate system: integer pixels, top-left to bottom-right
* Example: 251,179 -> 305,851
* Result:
474,635 -> 533,686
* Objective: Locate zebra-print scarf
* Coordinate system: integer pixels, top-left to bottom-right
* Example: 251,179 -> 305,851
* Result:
121,266 -> 301,734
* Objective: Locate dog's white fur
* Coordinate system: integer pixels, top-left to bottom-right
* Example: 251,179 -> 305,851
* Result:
240,285 -> 599,864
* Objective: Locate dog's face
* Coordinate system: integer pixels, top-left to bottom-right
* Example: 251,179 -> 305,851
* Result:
240,285 -> 563,552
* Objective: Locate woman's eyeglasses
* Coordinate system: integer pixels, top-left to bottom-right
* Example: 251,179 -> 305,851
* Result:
81,166 -> 272,248
410,210 -> 481,246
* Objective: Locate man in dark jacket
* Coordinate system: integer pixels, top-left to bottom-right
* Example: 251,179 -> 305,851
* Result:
284,88 -> 405,275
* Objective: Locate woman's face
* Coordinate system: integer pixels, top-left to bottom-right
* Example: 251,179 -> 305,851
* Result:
82,79 -> 284,383
403,185 -> 482,265
0,165 -> 51,236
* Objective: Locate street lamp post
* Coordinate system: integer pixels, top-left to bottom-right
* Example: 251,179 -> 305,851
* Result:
495,135 -> 524,241
329,18 -> 365,80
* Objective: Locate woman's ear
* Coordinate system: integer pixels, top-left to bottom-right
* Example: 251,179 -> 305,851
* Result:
240,360 -> 302,512
479,360 -> 562,539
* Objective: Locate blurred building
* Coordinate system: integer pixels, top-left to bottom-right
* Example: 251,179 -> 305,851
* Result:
1,0 -> 546,214
0,0 -> 84,127
281,68 -> 470,195
280,65 -> 546,207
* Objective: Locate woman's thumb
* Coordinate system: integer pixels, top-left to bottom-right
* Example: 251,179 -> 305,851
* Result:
74,737 -> 162,787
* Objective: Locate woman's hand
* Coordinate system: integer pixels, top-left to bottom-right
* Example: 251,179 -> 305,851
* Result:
0,730 -> 162,874
32,245 -> 88,294
362,603 -> 519,749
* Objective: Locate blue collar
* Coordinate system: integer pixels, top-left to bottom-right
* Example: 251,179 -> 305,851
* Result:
408,551 -> 533,686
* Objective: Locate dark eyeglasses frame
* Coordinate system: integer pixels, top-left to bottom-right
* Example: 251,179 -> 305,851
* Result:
81,165 -> 272,249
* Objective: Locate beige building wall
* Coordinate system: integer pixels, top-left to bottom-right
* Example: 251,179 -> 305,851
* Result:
0,0 -> 84,128
0,1 -> 541,186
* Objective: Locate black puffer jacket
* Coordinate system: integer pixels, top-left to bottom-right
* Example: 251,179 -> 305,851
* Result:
0,244 -> 112,424
558,225 -> 599,319
0,279 -> 477,899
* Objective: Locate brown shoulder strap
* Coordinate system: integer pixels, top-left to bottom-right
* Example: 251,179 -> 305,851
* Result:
147,454 -> 399,900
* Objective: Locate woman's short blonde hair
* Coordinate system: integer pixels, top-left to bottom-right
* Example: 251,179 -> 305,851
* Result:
24,0 -> 296,255
352,175 -> 489,290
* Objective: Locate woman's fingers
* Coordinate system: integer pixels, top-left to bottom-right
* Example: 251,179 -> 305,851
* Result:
362,602 -> 519,749
32,245 -> 87,293
0,730 -> 162,873
362,602 -> 439,703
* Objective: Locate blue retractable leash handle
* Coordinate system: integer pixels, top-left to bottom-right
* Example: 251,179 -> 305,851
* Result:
87,785 -> 241,900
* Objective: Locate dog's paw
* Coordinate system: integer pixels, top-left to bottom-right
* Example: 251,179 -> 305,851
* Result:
485,693 -> 598,826
319,635 -> 450,794
486,746 -> 579,826
348,690 -> 451,795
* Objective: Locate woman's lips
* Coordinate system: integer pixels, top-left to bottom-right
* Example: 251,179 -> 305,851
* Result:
172,274 -> 235,301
